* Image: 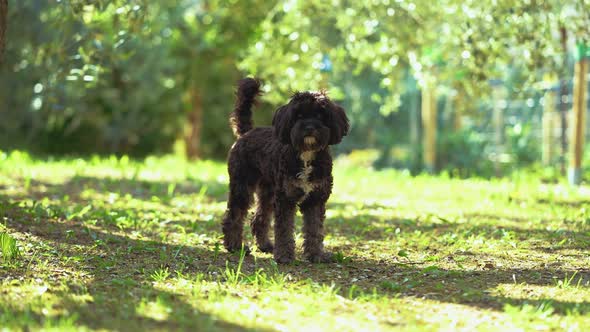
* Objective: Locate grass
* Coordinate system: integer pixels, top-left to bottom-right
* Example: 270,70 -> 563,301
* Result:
0,232 -> 20,263
0,149 -> 589,331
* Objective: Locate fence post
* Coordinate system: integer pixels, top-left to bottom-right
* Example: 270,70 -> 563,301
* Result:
559,26 -> 569,175
422,80 -> 437,173
490,80 -> 505,176
568,43 -> 589,185
409,89 -> 420,159
542,84 -> 558,166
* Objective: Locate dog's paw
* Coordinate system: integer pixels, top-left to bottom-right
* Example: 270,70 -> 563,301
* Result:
306,251 -> 335,263
226,244 -> 251,256
274,256 -> 294,264
257,242 -> 274,254
274,252 -> 295,264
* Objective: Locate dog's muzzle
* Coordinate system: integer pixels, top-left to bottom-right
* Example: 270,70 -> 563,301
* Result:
304,136 -> 317,145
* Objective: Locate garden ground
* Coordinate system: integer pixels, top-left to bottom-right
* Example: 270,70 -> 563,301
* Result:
0,151 -> 589,331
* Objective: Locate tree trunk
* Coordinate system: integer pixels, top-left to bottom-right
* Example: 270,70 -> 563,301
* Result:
559,26 -> 568,175
184,87 -> 202,160
0,0 -> 7,63
492,85 -> 505,177
568,55 -> 588,185
409,89 -> 419,153
421,81 -> 437,173
542,88 -> 557,166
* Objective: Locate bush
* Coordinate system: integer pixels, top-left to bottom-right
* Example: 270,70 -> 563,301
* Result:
437,129 -> 495,178
506,123 -> 540,165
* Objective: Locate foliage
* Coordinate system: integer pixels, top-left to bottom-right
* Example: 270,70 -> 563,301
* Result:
2,1 -> 178,154
437,129 -> 494,178
0,151 -> 589,330
506,123 -> 541,165
238,0 -> 590,174
242,0 -> 590,108
1,1 -> 589,170
0,0 -> 272,157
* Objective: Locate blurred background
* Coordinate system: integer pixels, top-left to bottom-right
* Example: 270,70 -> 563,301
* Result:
1,0 -> 589,179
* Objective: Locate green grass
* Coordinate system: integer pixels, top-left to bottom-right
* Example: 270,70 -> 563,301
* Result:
0,232 -> 20,263
0,149 -> 589,331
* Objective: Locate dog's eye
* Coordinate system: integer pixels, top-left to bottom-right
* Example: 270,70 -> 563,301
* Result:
297,113 -> 303,119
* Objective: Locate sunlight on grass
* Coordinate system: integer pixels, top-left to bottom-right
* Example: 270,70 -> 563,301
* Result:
0,232 -> 20,263
136,297 -> 173,322
495,282 -> 590,304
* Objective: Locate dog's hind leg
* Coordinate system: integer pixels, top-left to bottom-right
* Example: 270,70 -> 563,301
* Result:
222,180 -> 253,254
251,185 -> 274,253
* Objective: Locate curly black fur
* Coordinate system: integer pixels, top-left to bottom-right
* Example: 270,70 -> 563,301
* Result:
222,78 -> 349,264
230,78 -> 262,137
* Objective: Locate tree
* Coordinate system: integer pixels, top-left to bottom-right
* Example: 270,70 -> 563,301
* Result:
164,0 -> 275,159
242,0 -> 590,103
0,0 -> 274,157
239,0 -> 590,171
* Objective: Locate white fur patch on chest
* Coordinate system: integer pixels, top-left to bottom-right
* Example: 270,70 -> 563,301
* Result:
296,151 -> 316,197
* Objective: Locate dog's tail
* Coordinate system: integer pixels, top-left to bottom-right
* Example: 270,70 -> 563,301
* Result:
230,78 -> 261,137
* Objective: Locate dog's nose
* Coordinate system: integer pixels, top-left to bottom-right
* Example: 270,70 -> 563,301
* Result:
304,124 -> 315,131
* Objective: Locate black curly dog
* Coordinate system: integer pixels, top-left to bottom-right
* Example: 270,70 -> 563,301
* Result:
222,78 -> 349,264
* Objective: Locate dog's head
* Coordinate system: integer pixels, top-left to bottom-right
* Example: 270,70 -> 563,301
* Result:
272,91 -> 349,151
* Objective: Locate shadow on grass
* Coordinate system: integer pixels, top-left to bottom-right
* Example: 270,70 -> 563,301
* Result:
326,201 -> 590,251
534,198 -> 590,209
2,174 -> 229,203
1,201 -> 268,331
325,254 -> 590,314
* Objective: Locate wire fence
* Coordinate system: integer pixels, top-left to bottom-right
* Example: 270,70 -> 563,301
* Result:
437,77 -> 590,168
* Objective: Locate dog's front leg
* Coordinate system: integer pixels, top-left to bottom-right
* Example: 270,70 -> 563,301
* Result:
300,195 -> 334,263
273,193 -> 297,264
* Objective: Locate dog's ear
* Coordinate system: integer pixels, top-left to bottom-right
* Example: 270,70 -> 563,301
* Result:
272,105 -> 293,144
328,103 -> 350,145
